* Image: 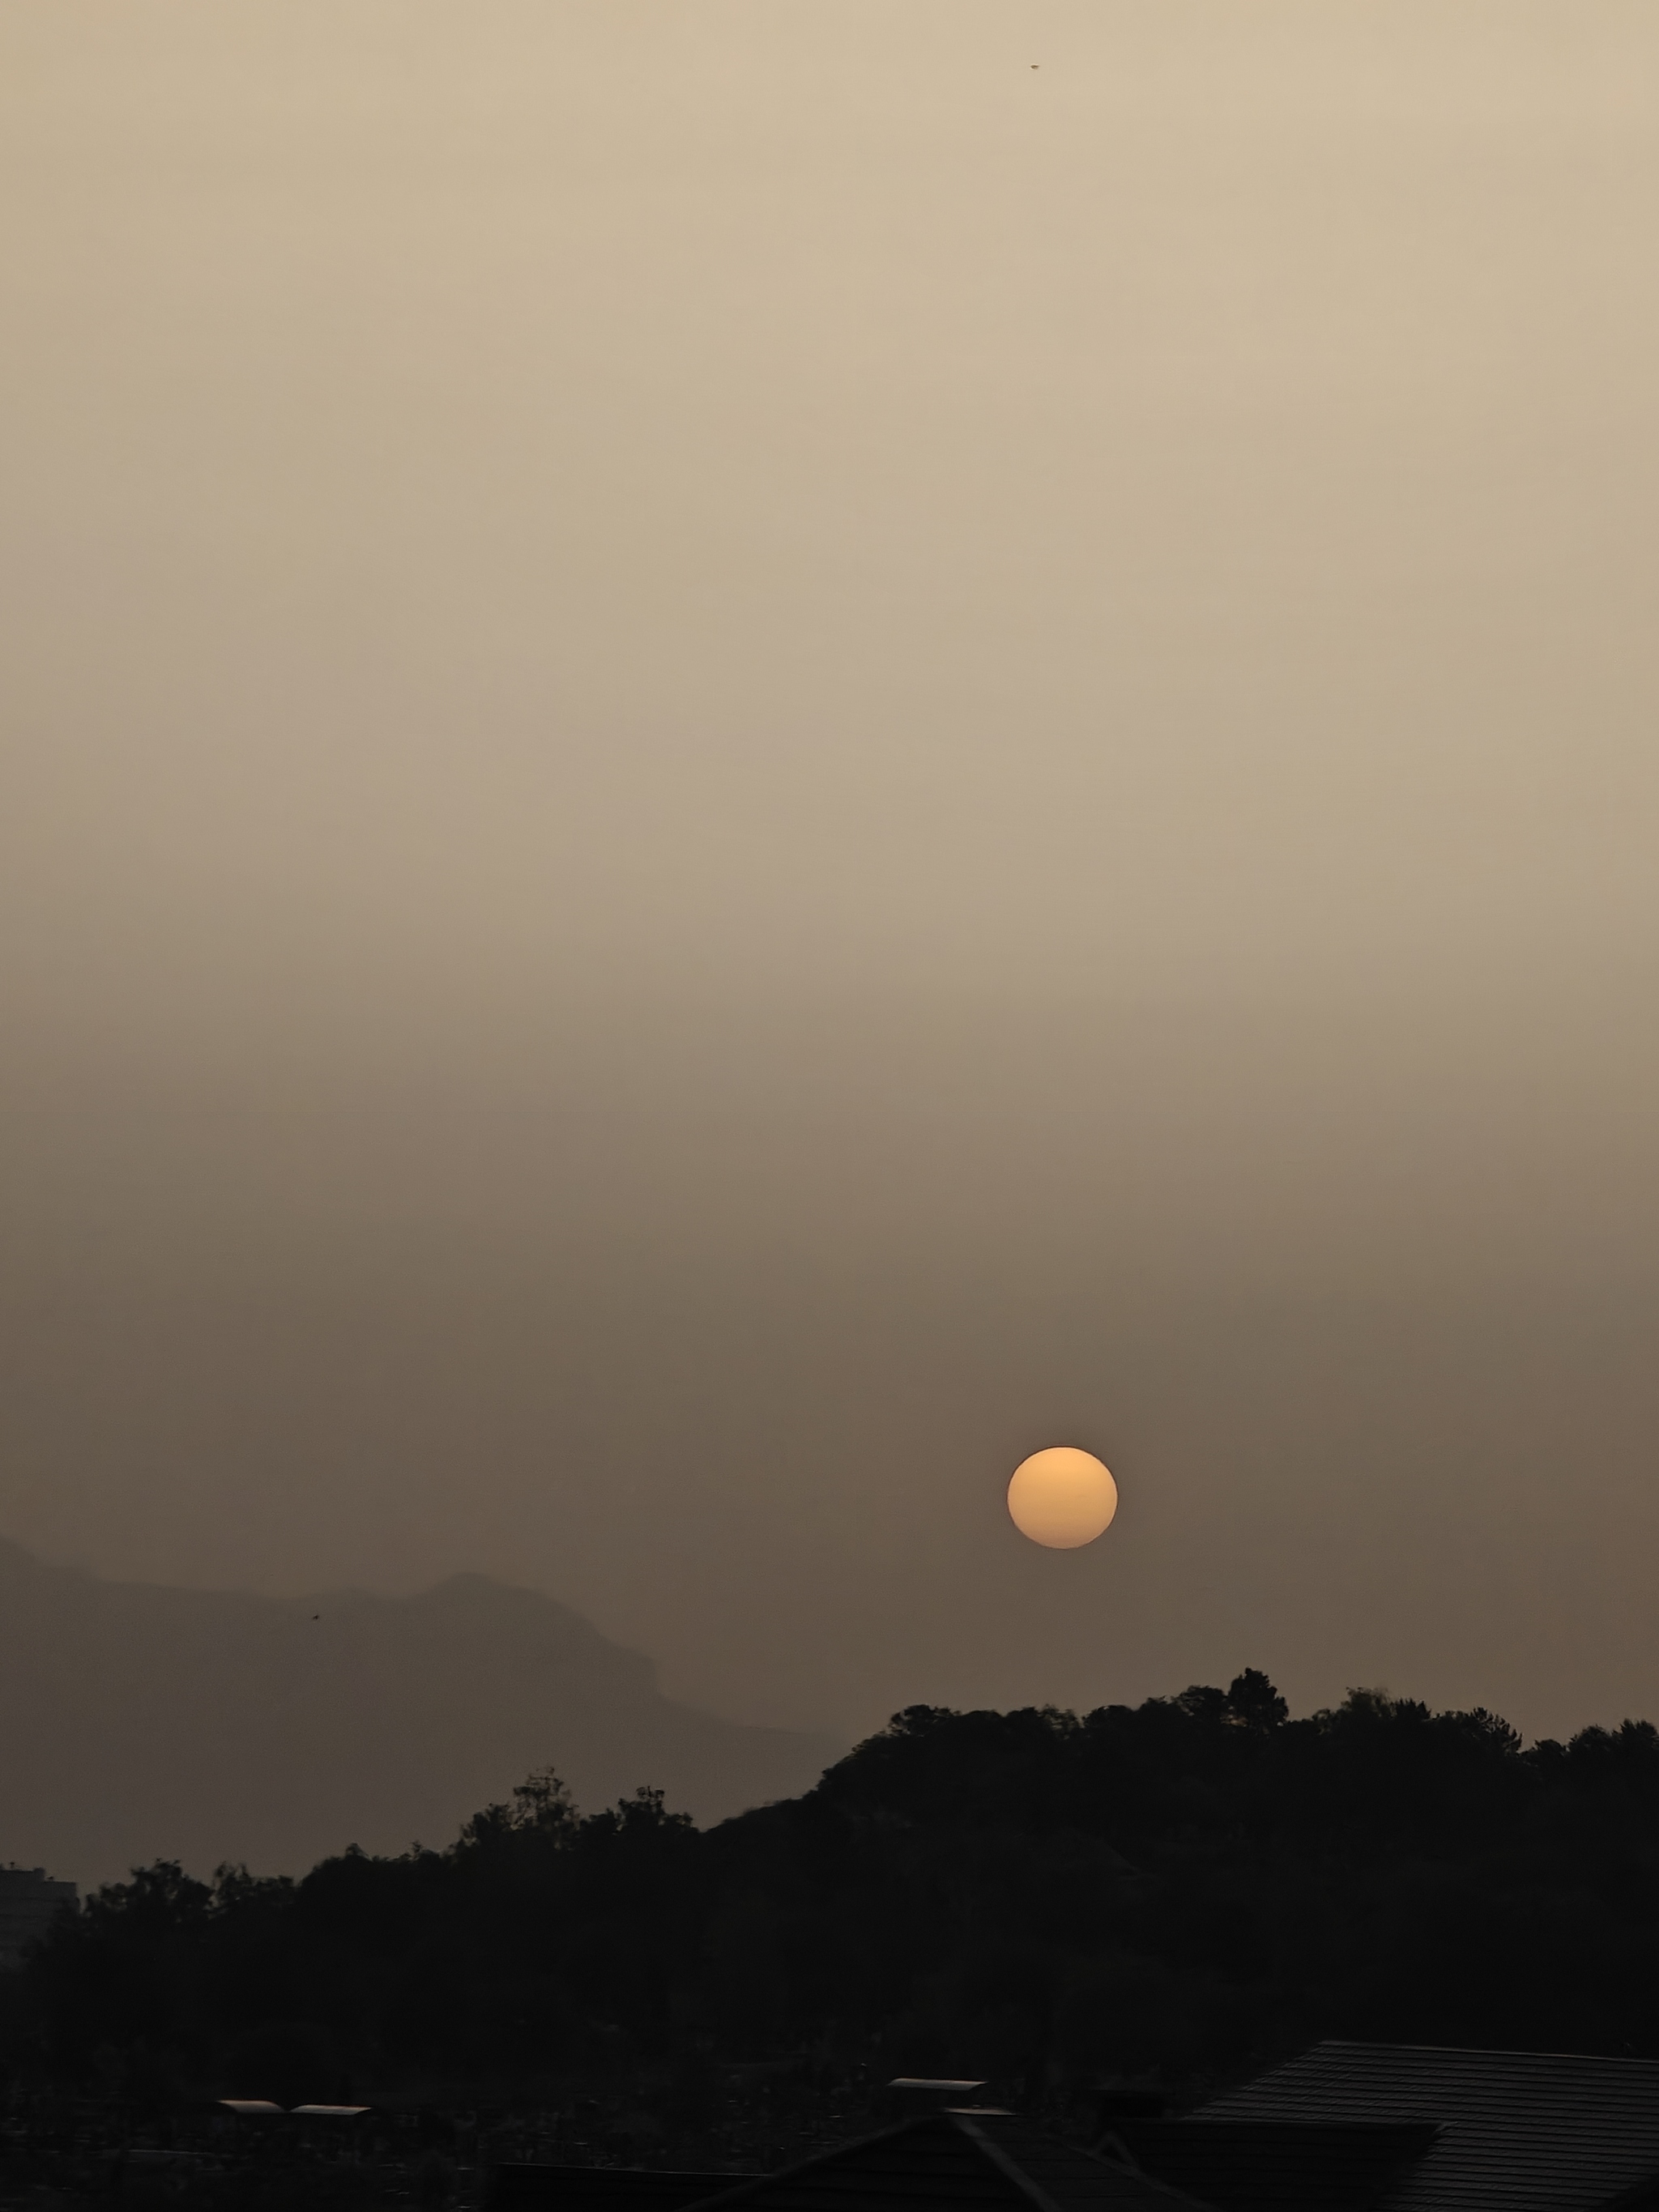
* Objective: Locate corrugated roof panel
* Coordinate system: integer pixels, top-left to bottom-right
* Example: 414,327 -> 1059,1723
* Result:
1198,2041 -> 1659,2212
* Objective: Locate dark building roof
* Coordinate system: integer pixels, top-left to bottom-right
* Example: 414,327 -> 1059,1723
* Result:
1113,2120 -> 1439,2212
493,2171 -> 738,2210
680,2111 -> 1217,2212
1196,2040 -> 1659,2212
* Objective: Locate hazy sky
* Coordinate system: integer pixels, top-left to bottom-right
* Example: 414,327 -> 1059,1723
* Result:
3,2 -> 1657,1753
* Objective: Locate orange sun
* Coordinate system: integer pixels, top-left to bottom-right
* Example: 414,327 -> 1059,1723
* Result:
1006,1446 -> 1118,1549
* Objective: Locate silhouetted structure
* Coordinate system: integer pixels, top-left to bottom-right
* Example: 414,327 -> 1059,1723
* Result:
1162,2040 -> 1659,2211
690,2111 -> 1207,2212
497,2112 -> 1209,2212
0,1865 -> 75,1972
1111,2119 -> 1439,2212
494,2052 -> 1659,2212
491,2096 -> 1218,2212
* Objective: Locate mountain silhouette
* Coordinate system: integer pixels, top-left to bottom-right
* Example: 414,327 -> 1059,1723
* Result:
0,1541 -> 841,1885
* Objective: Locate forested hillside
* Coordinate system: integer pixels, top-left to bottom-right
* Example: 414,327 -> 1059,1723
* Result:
14,1673 -> 1659,2154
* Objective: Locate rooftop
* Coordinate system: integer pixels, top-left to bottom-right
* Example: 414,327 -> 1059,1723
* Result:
680,2110 -> 1216,2212
1196,2039 -> 1659,2212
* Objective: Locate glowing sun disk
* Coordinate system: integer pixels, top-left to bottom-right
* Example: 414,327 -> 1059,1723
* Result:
1007,1446 -> 1118,1549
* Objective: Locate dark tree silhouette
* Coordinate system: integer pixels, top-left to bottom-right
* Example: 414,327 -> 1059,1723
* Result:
15,1676 -> 1659,2142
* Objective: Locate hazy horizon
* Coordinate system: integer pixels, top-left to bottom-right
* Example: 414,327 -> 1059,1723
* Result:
4,2 -> 1658,1788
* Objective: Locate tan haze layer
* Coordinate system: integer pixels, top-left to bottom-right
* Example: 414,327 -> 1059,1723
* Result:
2,2 -> 1658,1874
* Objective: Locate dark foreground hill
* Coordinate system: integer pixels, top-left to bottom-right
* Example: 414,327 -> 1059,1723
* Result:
0,1541 -> 839,1881
13,1669 -> 1659,2154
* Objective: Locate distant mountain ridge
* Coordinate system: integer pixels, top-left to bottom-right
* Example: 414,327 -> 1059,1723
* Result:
0,1541 -> 841,1886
